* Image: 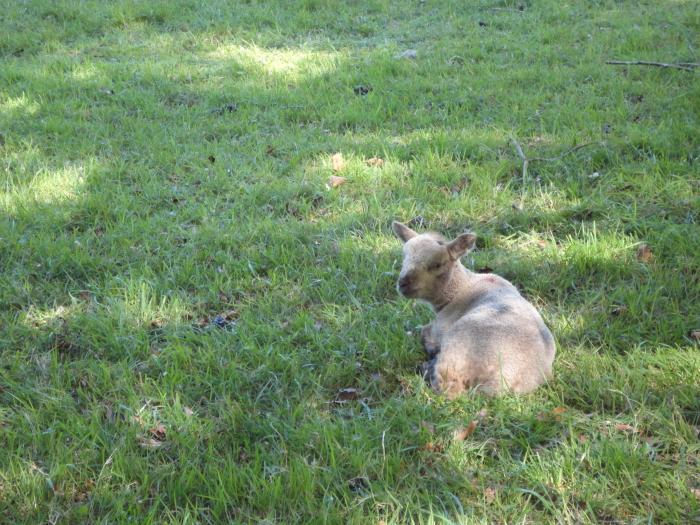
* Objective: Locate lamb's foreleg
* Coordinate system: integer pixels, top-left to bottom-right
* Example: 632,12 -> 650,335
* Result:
420,323 -> 440,358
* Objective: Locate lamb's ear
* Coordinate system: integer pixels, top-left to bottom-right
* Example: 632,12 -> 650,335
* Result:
446,232 -> 476,260
392,221 -> 418,243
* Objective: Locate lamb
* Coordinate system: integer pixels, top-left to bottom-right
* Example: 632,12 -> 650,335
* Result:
392,221 -> 555,397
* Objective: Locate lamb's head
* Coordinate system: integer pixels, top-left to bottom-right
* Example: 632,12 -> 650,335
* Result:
392,221 -> 476,302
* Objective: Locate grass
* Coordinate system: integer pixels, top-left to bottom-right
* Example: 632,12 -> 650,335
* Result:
1,0 -> 699,523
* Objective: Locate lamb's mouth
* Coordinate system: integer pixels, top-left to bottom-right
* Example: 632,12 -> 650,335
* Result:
398,283 -> 418,297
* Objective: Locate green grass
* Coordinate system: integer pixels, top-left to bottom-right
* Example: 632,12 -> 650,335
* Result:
1,0 -> 699,523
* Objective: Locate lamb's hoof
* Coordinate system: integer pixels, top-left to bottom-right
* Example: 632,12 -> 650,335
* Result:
424,345 -> 440,359
418,359 -> 436,383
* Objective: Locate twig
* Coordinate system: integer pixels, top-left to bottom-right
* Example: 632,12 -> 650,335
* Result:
509,137 -> 528,184
510,138 -> 600,185
606,60 -> 698,72
485,7 -> 525,12
530,142 -> 598,162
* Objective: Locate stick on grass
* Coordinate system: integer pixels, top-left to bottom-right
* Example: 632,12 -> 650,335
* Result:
606,60 -> 698,72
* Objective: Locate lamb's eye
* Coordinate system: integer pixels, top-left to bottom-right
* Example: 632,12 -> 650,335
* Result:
428,262 -> 442,272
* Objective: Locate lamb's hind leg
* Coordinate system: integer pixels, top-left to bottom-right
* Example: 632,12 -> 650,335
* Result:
420,323 -> 440,359
429,357 -> 468,400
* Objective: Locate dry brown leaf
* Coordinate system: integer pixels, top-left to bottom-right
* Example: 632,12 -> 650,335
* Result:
366,157 -> 384,167
221,309 -> 239,321
139,438 -> 163,449
691,488 -> 700,500
422,441 -> 443,453
611,304 -> 628,316
149,424 -> 167,441
327,175 -> 347,189
450,177 -> 470,195
614,423 -> 635,432
453,420 -> 479,441
331,152 -> 345,172
552,407 -> 567,419
484,487 -> 497,503
336,387 -> 359,401
636,244 -> 653,262
421,421 -> 436,434
577,434 -> 588,443
183,406 -> 194,417
689,329 -> 700,341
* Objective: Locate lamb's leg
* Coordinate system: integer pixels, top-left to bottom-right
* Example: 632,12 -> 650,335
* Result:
419,358 -> 436,383
420,323 -> 440,358
430,353 -> 468,399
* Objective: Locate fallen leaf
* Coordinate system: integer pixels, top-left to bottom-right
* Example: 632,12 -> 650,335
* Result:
450,177 -> 470,195
366,157 -> 384,167
347,476 -> 369,492
327,175 -> 347,189
149,424 -> 167,441
691,488 -> 700,500
484,487 -> 497,503
331,153 -> 345,172
407,215 -> 425,228
139,438 -> 164,449
183,406 -> 194,417
336,387 -> 359,401
614,423 -> 635,432
421,421 -> 436,434
611,304 -> 628,316
78,291 -> 91,301
688,329 -> 700,341
577,434 -> 588,443
636,244 -> 653,262
221,309 -> 239,321
394,49 -> 417,59
422,441 -> 443,453
211,103 -> 237,115
453,420 -> 478,441
552,406 -> 567,416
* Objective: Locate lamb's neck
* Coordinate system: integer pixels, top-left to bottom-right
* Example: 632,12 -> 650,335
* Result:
432,263 -> 474,312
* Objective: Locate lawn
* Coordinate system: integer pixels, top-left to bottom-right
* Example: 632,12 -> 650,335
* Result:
1,0 -> 699,523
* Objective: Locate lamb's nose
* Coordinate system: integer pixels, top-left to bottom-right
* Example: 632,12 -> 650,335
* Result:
399,275 -> 412,288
